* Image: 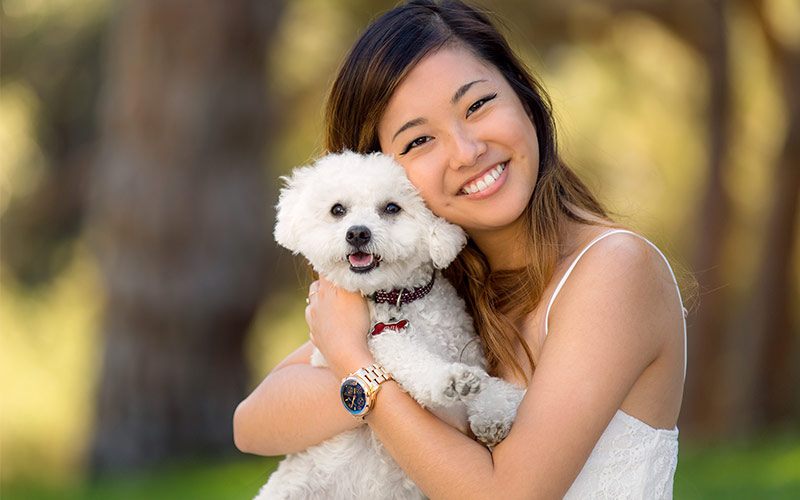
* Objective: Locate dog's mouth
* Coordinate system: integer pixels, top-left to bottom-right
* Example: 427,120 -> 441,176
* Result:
348,252 -> 380,273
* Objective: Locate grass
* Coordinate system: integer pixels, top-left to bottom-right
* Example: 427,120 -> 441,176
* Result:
1,457 -> 282,500
3,433 -> 799,499
675,431 -> 800,499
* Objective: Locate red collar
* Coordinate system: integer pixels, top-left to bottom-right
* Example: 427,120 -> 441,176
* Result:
371,272 -> 435,308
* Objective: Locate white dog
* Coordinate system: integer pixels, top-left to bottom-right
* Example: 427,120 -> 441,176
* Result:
256,151 -> 525,500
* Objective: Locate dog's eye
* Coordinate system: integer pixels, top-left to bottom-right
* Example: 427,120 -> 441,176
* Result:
384,203 -> 401,215
330,204 -> 346,217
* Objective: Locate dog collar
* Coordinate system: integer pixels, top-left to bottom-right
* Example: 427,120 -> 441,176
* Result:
372,272 -> 435,308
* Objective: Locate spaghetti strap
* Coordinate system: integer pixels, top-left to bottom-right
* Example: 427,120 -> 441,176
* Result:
543,229 -> 687,380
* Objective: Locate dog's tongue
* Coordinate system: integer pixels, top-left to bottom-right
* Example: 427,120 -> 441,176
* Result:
349,252 -> 373,267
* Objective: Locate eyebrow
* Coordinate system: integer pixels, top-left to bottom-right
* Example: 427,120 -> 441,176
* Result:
451,79 -> 486,104
392,117 -> 427,143
391,79 -> 488,143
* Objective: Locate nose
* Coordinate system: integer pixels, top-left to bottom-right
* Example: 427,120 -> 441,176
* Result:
447,124 -> 486,170
346,225 -> 371,247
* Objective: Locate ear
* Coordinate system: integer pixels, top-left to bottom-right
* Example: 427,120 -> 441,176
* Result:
428,216 -> 467,269
273,167 -> 311,253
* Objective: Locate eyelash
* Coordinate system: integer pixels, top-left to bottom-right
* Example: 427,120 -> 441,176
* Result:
466,92 -> 497,117
399,93 -> 498,156
400,136 -> 431,155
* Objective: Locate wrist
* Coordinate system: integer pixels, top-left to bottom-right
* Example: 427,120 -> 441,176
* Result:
330,347 -> 374,380
340,363 -> 393,420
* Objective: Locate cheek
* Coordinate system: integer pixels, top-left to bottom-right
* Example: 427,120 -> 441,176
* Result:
499,107 -> 537,150
403,166 -> 446,213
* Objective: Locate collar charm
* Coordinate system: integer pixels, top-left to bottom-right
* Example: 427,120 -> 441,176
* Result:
370,319 -> 409,336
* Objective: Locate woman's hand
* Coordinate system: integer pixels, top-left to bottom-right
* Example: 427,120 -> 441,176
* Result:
306,275 -> 374,379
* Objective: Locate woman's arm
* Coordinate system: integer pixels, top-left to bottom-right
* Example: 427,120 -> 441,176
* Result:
233,340 -> 361,456
310,235 -> 681,499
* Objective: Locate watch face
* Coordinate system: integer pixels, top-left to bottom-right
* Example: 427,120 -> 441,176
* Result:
341,378 -> 368,415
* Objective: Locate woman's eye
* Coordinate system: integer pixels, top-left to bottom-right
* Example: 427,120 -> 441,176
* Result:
466,92 -> 498,118
400,136 -> 432,155
330,203 -> 346,217
384,202 -> 401,215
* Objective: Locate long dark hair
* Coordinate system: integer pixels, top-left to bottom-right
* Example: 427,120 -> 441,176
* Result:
325,0 -> 610,380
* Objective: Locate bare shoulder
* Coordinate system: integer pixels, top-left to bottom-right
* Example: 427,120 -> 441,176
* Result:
547,229 -> 683,362
565,230 -> 678,304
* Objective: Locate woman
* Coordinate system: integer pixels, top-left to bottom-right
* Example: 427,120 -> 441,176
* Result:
234,1 -> 687,498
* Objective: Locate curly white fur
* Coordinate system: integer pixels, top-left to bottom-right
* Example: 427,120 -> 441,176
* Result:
257,151 -> 525,500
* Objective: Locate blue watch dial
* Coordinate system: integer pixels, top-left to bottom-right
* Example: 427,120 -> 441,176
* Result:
341,379 -> 368,415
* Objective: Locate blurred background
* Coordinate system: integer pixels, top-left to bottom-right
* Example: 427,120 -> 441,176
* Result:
1,0 -> 798,498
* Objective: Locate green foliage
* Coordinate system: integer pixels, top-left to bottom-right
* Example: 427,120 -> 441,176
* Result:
1,0 -> 111,286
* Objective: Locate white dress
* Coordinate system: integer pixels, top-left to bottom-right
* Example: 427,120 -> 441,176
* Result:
543,229 -> 686,499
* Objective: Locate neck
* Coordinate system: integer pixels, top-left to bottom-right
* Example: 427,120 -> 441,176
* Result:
403,263 -> 436,289
468,221 -> 527,272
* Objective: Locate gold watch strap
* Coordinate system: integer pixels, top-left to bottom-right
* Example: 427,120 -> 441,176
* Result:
355,363 -> 392,387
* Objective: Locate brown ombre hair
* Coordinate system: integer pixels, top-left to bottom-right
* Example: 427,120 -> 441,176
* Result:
324,0 -> 610,380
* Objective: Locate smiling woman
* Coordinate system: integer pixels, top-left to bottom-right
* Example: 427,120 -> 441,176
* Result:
235,2 -> 688,498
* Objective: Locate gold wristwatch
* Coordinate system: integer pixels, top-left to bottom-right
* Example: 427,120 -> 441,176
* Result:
340,363 -> 392,420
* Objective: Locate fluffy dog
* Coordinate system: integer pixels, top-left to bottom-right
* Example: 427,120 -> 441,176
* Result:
256,151 -> 525,500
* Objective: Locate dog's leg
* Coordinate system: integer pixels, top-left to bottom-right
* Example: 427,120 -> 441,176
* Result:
369,332 -> 486,408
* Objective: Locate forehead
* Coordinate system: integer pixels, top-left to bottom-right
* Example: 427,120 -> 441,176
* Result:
380,46 -> 501,128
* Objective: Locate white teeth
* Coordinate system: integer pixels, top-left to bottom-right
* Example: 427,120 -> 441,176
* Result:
461,162 -> 506,195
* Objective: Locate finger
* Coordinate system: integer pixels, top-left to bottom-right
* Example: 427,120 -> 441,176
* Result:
318,274 -> 332,288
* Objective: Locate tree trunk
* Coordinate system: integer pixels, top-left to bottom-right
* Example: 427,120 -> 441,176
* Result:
740,0 -> 800,427
88,0 -> 284,473
675,0 -> 734,437
756,103 -> 800,425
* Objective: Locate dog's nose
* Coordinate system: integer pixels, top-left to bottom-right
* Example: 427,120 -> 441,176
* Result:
346,225 -> 371,247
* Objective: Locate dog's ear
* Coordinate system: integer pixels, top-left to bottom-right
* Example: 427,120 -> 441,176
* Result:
273,166 -> 311,253
428,217 -> 467,269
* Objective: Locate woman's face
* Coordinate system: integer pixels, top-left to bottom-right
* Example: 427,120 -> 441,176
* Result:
378,45 -> 540,240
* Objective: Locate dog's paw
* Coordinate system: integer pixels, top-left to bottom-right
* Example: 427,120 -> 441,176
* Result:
443,364 -> 484,402
470,412 -> 513,448
466,382 -> 525,448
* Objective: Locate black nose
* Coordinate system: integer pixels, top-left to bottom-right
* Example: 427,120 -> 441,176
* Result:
346,225 -> 371,247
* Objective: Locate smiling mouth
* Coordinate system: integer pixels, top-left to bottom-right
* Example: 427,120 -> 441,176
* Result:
348,252 -> 380,273
460,162 -> 507,195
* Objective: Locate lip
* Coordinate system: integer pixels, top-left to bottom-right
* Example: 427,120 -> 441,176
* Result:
457,161 -> 509,200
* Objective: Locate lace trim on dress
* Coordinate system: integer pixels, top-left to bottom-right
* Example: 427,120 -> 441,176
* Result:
564,410 -> 679,499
